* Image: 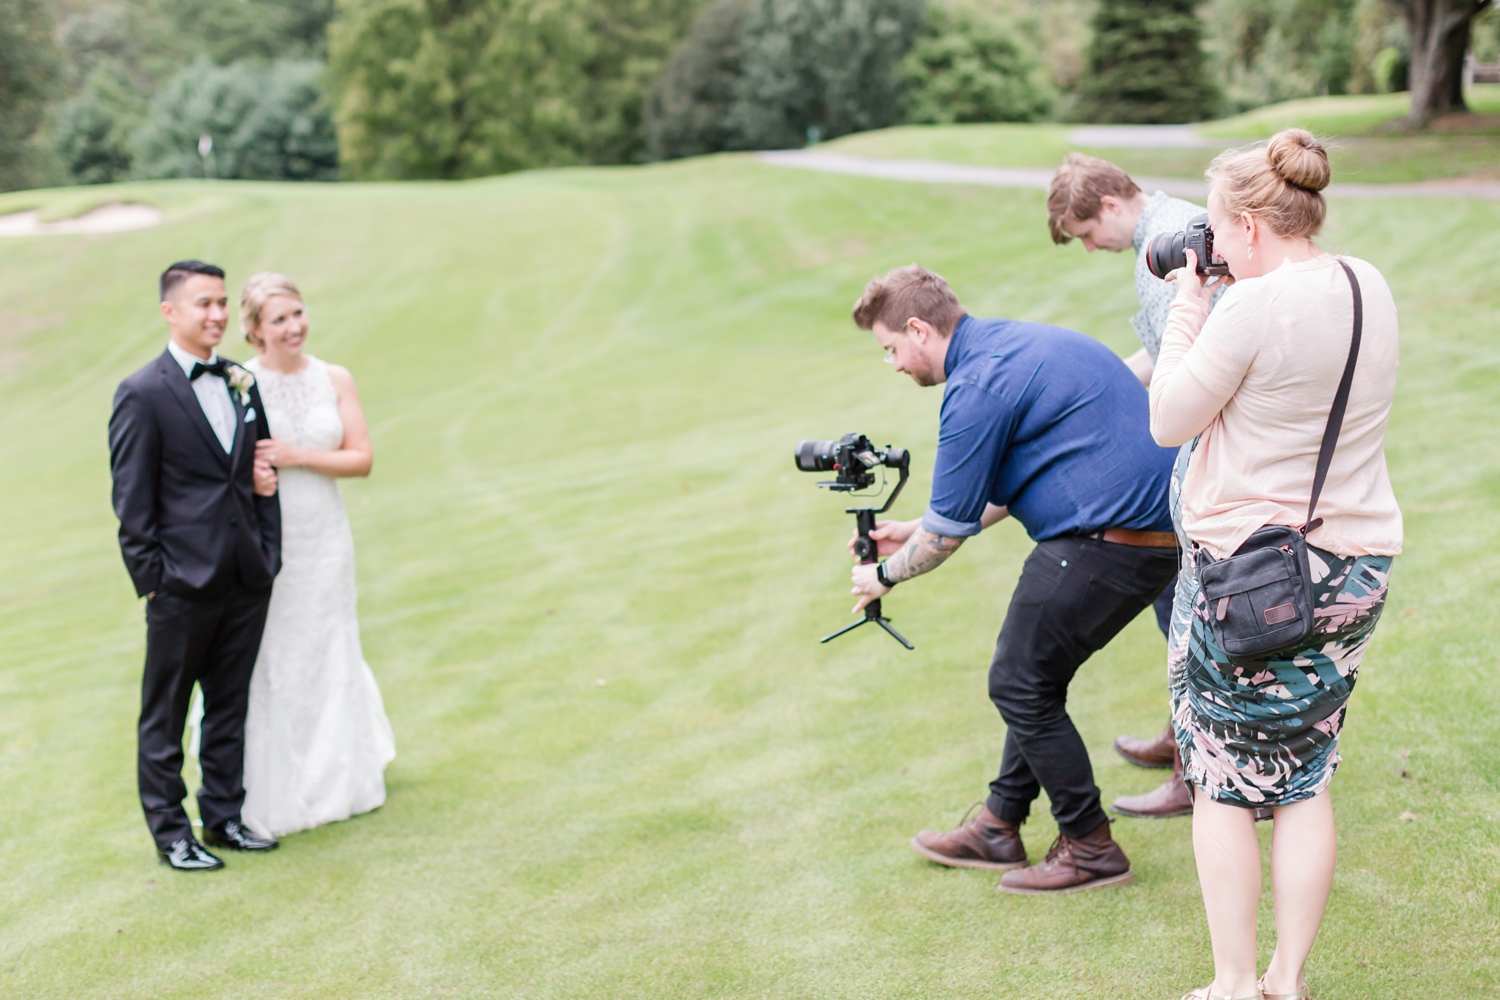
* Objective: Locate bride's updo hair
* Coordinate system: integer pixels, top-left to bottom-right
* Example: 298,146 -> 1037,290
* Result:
1206,128 -> 1330,239
241,272 -> 304,350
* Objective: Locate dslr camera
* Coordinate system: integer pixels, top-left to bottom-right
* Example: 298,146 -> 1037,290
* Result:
1146,213 -> 1231,280
795,434 -> 908,494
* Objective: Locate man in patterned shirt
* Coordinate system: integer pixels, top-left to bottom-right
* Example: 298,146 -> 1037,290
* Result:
1047,153 -> 1223,820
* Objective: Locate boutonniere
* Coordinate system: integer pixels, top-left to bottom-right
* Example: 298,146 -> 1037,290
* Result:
225,364 -> 255,406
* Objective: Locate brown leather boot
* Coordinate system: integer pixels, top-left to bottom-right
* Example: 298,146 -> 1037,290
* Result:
1112,743 -> 1193,818
910,805 -> 1027,871
1113,722 -> 1175,768
996,819 -> 1133,894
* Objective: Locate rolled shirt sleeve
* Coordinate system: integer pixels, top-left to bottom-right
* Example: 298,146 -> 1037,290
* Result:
921,383 -> 1017,538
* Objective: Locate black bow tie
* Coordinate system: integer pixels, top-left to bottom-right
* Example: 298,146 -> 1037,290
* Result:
189,359 -> 228,381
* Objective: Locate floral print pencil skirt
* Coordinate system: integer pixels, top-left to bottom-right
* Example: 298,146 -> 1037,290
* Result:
1166,443 -> 1393,807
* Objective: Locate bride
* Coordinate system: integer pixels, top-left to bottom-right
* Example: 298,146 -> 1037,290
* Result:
239,272 -> 395,838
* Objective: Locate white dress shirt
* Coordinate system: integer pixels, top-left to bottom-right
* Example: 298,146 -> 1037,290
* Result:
166,339 -> 237,453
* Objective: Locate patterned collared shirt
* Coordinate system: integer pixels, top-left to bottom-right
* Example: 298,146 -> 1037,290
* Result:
1130,191 -> 1224,360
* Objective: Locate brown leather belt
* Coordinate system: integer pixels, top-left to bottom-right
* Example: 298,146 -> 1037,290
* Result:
1093,528 -> 1179,549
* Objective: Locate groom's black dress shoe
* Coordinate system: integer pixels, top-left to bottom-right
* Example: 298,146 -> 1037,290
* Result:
158,838 -> 225,871
203,819 -> 279,852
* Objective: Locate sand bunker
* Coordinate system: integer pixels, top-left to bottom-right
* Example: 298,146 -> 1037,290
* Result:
0,203 -> 162,236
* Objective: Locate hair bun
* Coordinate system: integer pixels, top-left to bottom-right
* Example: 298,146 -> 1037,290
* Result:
1267,128 -> 1330,192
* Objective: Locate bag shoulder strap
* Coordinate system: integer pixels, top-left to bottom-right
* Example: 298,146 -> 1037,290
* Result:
1307,259 -> 1363,528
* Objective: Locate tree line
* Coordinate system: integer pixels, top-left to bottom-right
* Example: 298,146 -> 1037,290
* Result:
1,0 -> 1494,192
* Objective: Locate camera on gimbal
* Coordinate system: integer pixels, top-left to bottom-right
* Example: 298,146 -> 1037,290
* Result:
794,433 -> 914,649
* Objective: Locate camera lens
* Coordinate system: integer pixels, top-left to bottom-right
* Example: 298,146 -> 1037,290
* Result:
795,440 -> 838,472
1146,231 -> 1187,280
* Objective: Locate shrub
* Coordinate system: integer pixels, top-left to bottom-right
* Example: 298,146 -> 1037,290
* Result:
132,57 -> 339,181
1204,0 -> 1369,111
0,0 -> 61,192
49,59 -> 143,185
327,0 -> 698,179
901,2 -> 1054,124
1075,0 -> 1220,124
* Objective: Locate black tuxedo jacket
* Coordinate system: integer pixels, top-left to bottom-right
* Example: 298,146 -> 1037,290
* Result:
109,350 -> 281,599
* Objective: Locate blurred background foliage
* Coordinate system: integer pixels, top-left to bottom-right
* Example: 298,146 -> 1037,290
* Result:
1074,0 -> 1221,123
1,0 -> 1496,190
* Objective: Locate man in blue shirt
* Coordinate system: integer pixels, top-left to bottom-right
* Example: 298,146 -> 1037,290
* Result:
848,264 -> 1178,894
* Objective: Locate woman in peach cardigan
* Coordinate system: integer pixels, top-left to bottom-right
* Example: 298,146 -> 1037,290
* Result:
1150,130 -> 1402,1000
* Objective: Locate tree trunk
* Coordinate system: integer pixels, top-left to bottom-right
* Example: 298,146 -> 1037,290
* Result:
1397,0 -> 1492,124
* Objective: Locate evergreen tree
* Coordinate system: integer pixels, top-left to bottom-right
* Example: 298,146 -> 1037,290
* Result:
643,0 -> 751,160
727,0 -> 926,150
1076,0 -> 1220,123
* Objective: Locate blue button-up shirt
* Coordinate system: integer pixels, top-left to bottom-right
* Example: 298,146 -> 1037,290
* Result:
921,316 -> 1176,542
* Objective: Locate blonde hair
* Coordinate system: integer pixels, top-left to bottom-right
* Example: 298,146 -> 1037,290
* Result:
240,272 -> 304,349
851,264 -> 966,336
1046,153 -> 1143,245
1207,128 -> 1330,239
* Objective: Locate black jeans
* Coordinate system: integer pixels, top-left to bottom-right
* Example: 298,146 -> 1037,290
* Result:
139,586 -> 271,848
985,537 -> 1178,838
1154,572 -> 1178,637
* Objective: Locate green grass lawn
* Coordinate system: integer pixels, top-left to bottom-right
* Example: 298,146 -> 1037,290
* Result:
826,86 -> 1500,183
1,149 -> 1497,999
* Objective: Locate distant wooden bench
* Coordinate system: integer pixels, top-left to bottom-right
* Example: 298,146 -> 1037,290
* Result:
1465,54 -> 1500,85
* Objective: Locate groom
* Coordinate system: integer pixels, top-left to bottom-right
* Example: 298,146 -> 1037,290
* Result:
110,260 -> 283,870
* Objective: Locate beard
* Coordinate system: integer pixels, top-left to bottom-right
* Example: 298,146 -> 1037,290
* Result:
907,367 -> 940,387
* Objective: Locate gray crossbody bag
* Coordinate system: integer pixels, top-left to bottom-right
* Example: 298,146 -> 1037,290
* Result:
1193,258 -> 1363,659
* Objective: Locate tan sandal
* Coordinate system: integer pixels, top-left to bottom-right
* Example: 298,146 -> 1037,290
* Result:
1257,977 -> 1311,999
1179,986 -> 1262,1000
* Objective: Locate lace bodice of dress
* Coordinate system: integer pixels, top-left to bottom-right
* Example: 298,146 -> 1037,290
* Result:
245,355 -> 344,452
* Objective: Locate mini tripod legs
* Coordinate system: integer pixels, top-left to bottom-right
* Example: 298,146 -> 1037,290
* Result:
818,506 -> 915,650
819,598 -> 914,649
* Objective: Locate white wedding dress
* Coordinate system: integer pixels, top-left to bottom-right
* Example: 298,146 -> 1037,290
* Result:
240,355 -> 395,838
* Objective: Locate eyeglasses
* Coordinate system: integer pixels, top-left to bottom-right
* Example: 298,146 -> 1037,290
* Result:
883,345 -> 897,364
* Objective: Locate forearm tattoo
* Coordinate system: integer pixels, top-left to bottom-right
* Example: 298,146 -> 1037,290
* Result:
883,528 -> 965,584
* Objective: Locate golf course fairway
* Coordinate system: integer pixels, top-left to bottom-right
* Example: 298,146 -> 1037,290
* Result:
1,145 -> 1496,998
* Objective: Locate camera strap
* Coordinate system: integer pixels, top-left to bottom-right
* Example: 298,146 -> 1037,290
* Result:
1193,257 -> 1366,659
1302,258 -> 1363,535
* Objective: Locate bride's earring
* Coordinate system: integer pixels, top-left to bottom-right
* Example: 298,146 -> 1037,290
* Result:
1247,245 -> 1254,260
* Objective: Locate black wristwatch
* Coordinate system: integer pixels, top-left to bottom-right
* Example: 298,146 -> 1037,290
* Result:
876,562 -> 896,588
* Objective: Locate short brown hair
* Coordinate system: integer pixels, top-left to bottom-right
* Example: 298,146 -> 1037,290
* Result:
851,264 -> 965,336
240,272 -> 303,350
1207,128 -> 1329,240
1046,153 -> 1142,245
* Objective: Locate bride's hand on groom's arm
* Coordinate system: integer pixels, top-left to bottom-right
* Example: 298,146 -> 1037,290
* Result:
257,436 -> 304,469
253,454 -> 278,496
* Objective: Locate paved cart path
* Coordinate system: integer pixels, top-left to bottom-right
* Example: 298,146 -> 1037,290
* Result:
757,149 -> 1500,200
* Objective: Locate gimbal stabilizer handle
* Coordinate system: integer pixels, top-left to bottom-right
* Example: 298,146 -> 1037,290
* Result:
820,453 -> 914,650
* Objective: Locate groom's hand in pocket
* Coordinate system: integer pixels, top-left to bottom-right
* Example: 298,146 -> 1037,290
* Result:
253,455 -> 278,497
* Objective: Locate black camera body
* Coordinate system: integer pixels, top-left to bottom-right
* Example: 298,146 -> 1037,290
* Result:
794,433 -> 914,648
1146,213 -> 1231,280
795,434 -> 909,495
